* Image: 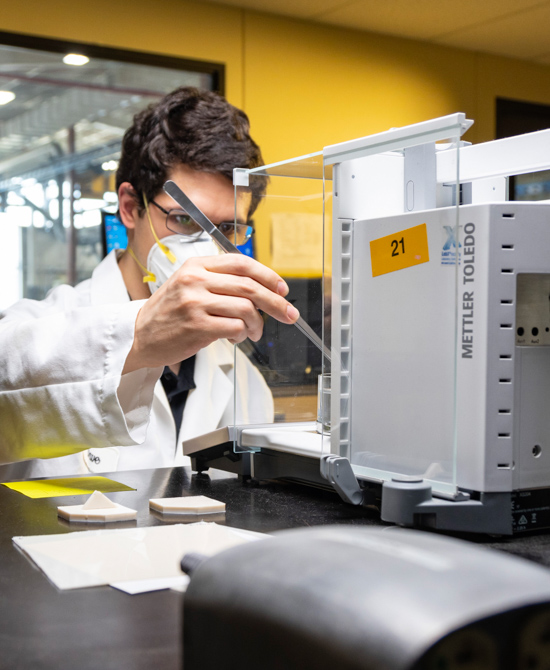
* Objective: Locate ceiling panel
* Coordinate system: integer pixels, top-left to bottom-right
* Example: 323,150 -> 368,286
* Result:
206,0 -> 550,65
433,3 -> 550,61
312,0 -> 546,41
536,53 -> 550,66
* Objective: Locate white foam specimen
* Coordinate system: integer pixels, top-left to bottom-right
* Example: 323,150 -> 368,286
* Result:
82,490 -> 118,510
57,490 -> 137,522
149,495 -> 226,515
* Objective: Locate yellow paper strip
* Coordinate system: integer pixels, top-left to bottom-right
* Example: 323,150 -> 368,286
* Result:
370,223 -> 430,277
2,476 -> 135,499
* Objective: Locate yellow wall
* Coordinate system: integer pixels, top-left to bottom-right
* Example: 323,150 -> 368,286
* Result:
5,0 -> 550,264
244,13 -> 477,156
5,0 -> 550,155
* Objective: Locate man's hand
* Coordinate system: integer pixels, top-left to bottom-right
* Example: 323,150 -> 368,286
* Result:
122,254 -> 299,373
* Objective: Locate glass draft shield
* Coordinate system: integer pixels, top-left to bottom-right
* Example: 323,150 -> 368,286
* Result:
233,114 -> 470,497
232,152 -> 329,456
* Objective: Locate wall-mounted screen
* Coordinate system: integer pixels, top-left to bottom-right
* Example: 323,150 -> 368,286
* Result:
101,212 -> 127,256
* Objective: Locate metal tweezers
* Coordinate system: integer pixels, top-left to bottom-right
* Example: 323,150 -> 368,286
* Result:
164,180 -> 331,362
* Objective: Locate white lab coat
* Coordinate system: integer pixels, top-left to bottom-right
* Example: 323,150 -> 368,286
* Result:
0,251 -> 274,480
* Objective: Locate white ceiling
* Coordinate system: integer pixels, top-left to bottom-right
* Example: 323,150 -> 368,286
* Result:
207,0 -> 550,66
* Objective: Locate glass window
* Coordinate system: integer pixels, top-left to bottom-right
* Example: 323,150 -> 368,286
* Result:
0,38 -> 221,309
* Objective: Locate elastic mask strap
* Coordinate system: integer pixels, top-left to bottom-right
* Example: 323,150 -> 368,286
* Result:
126,246 -> 157,284
143,193 -> 176,264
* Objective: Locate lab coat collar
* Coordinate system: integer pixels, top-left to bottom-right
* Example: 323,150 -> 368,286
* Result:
90,250 -> 130,306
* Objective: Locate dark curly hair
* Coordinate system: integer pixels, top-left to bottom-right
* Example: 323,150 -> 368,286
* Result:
116,87 -> 267,216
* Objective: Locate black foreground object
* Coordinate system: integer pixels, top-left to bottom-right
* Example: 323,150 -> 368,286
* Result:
180,552 -> 208,576
183,526 -> 550,670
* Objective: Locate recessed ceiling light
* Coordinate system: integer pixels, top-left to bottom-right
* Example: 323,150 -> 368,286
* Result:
0,91 -> 15,105
63,53 -> 89,66
101,160 -> 118,171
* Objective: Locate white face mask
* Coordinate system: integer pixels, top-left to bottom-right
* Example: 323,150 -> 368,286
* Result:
146,234 -> 218,294
126,193 -> 220,294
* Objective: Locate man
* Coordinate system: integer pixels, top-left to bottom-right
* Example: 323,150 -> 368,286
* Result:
0,87 -> 298,479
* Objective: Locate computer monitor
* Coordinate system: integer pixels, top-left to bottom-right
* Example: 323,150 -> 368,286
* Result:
101,212 -> 127,257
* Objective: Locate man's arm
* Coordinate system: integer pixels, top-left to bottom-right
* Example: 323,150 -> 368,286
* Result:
0,287 -> 160,464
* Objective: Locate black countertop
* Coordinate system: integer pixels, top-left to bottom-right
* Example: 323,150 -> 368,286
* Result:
2,466 -> 550,670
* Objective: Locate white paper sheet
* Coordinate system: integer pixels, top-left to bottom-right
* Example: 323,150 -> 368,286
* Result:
13,522 -> 266,591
